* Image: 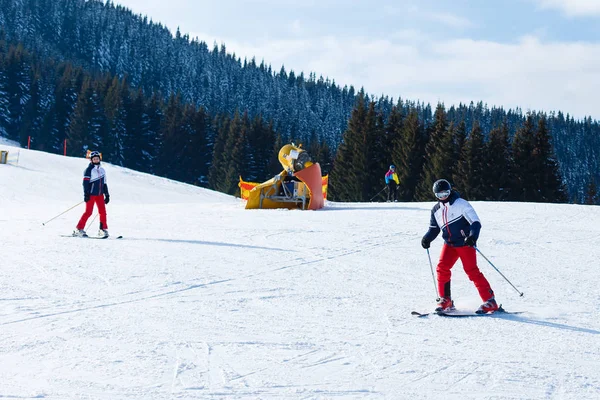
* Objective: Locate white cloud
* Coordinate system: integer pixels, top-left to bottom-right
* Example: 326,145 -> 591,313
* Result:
429,12 -> 474,29
289,20 -> 303,35
534,0 -> 600,17
377,6 -> 473,30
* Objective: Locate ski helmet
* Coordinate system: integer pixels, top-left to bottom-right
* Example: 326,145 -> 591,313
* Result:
90,151 -> 101,162
432,179 -> 451,200
389,164 -> 395,170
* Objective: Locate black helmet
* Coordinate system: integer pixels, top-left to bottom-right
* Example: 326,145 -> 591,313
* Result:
432,179 -> 451,199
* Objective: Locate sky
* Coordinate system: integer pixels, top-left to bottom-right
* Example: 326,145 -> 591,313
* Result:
109,0 -> 600,121
1,140 -> 600,398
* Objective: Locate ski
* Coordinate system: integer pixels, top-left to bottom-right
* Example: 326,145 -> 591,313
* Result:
412,306 -> 523,318
61,235 -> 123,239
411,311 -> 431,318
435,310 -> 525,318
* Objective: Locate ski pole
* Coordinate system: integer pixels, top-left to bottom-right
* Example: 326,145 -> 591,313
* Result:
369,186 -> 387,202
426,248 -> 439,300
86,213 -> 98,231
475,247 -> 524,297
42,201 -> 84,226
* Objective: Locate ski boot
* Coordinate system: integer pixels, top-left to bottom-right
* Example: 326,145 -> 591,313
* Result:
476,297 -> 499,314
435,297 -> 455,312
72,229 -> 88,237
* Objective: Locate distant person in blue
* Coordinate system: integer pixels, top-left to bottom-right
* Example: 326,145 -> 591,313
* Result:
73,151 -> 110,238
385,165 -> 399,202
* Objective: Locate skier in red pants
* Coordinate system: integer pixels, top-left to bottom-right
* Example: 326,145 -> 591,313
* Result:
421,179 -> 498,314
73,151 -> 110,238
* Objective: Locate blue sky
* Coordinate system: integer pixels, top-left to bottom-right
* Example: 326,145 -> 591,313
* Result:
114,0 -> 600,120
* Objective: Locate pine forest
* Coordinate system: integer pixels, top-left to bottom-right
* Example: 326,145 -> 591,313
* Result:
0,0 -> 598,204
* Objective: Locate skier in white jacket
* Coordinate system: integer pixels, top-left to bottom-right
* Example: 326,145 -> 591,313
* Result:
73,151 -> 110,238
421,179 -> 498,314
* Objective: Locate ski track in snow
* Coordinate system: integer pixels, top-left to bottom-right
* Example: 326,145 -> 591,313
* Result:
0,144 -> 599,399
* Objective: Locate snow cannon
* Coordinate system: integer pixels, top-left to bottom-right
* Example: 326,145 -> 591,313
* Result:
244,144 -> 325,210
278,143 -> 313,173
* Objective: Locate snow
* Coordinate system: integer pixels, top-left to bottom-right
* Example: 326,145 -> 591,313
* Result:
0,136 -> 19,146
1,143 -> 599,399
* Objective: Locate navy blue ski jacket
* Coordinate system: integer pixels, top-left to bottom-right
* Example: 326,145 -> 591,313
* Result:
423,191 -> 481,247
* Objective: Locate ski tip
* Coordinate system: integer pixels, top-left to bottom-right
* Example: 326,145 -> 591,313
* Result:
411,311 -> 430,317
116,235 -> 123,239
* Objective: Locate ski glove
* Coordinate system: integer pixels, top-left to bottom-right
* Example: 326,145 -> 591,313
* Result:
84,193 -> 90,202
104,194 -> 110,204
421,237 -> 431,249
464,236 -> 477,247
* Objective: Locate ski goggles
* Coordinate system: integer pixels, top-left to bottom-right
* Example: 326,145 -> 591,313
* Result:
435,190 -> 451,200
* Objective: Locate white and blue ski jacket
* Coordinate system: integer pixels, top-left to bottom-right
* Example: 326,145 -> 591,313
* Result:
423,191 -> 481,247
83,163 -> 109,196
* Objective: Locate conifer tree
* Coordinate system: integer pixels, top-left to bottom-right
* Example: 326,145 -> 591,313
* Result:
144,92 -> 163,173
484,123 -> 513,200
366,102 -> 387,199
220,111 -> 249,195
45,63 -> 83,153
68,76 -> 103,156
156,92 -> 184,179
533,116 -> 567,202
512,114 -> 537,201
268,133 -> 284,176
416,104 -> 455,201
245,114 -> 276,182
585,179 -> 598,205
174,103 -> 202,183
330,93 -> 384,201
103,76 -> 128,165
3,43 -> 30,141
386,104 -> 404,172
454,120 -> 467,163
208,114 -> 231,190
123,87 -> 147,172
307,130 -> 334,175
0,51 -> 10,138
329,92 -> 368,201
395,110 -> 424,201
454,122 -> 486,200
19,67 -> 43,148
317,139 -> 333,175
307,130 -> 321,168
329,143 -> 354,201
187,106 -> 212,186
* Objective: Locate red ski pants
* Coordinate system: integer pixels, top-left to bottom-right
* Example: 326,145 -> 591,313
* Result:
437,243 -> 493,301
77,195 -> 107,230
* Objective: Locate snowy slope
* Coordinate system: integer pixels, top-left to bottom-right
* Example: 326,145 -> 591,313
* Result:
0,144 -> 599,399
